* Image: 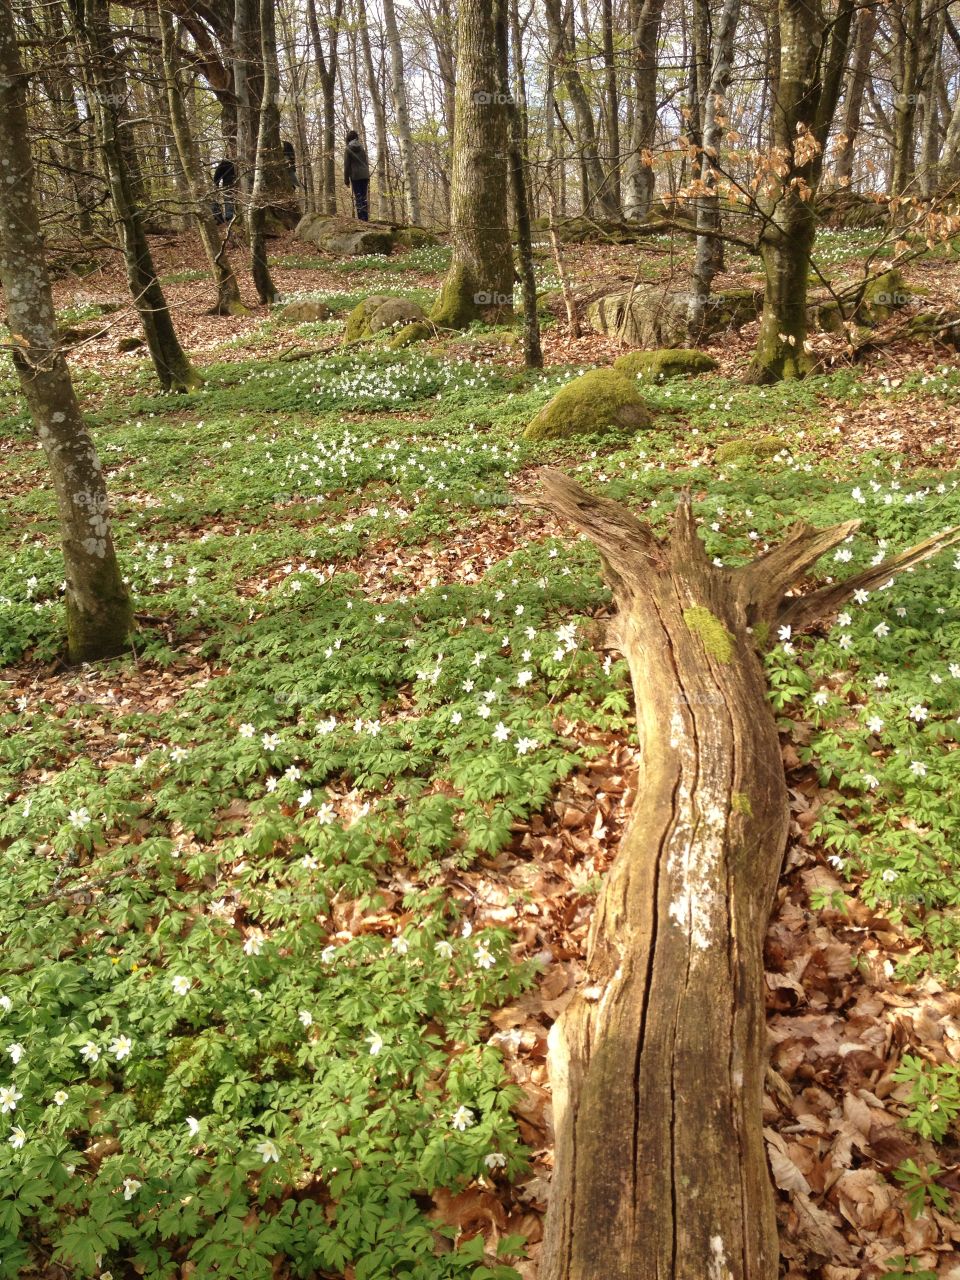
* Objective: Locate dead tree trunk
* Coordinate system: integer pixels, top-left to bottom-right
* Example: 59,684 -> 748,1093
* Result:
527,472 -> 960,1280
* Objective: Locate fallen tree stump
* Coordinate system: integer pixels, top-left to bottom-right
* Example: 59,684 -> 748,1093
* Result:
519,472 -> 960,1280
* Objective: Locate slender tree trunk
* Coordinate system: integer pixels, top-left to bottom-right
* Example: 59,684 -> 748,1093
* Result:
382,0 -> 421,224
431,0 -> 514,327
544,0 -> 619,218
528,472 -> 960,1280
835,3 -> 876,186
918,7 -> 944,199
249,0 -> 280,304
158,6 -> 245,316
44,0 -> 94,235
75,0 -> 199,391
623,0 -> 665,218
509,0 -> 535,219
545,68 -> 580,340
307,0 -> 344,216
507,15 -> 541,368
601,0 -> 621,207
891,0 -> 922,197
0,0 -> 131,661
691,0 -> 741,333
356,0 -> 392,221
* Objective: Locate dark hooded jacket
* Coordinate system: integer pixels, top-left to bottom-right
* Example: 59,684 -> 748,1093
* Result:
343,136 -> 370,184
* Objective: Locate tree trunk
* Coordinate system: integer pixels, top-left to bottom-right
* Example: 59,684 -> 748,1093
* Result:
601,0 -> 621,208
382,0 -> 421,224
509,0 -> 535,220
917,4 -> 944,199
748,0 -> 854,383
623,0 -> 665,219
307,0 -> 343,216
507,16 -> 541,369
431,0 -> 514,328
158,5 -> 245,316
690,0 -> 741,334
76,0 -> 200,392
834,3 -> 876,186
544,0 -> 619,219
249,0 -> 280,304
527,471 -> 960,1280
0,0 -> 132,662
891,0 -> 923,197
356,0 -> 393,221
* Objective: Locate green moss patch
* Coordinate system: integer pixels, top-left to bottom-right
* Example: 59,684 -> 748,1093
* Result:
614,349 -> 718,382
715,435 -> 783,465
524,369 -> 654,441
683,605 -> 734,663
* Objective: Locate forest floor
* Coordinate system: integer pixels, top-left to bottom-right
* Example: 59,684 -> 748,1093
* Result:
3,226 -> 960,1280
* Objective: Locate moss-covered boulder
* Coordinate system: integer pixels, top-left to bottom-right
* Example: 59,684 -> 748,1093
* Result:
856,269 -> 909,325
715,435 -> 783,465
344,296 -> 427,343
366,298 -> 426,334
386,320 -> 433,350
277,299 -> 331,324
394,226 -> 438,250
59,325 -> 100,346
524,369 -> 654,441
908,309 -> 960,349
117,335 -> 144,353
614,348 -> 718,381
588,286 -> 761,347
295,213 -> 395,257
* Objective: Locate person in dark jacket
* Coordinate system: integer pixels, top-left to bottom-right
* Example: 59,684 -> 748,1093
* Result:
282,140 -> 298,190
212,157 -> 237,224
343,130 -> 371,222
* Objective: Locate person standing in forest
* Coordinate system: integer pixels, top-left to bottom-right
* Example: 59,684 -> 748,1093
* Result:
343,130 -> 371,221
212,157 -> 237,224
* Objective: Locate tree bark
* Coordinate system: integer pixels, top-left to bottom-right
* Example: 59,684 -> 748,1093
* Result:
307,0 -> 344,215
0,0 -> 132,662
248,0 -> 280,304
748,0 -> 854,383
74,0 -> 200,392
834,2 -> 876,186
623,0 -> 666,218
382,0 -> 422,224
506,15 -> 541,368
431,0 -> 514,328
356,0 -> 393,221
544,0 -> 620,219
158,5 -> 245,316
526,471 -> 960,1280
890,0 -> 923,198
601,0 -> 621,208
690,0 -> 741,333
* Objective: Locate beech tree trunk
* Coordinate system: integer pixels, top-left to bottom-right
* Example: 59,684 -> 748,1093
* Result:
431,0 -> 514,328
544,0 -> 620,219
75,0 -> 200,392
158,5 -> 245,316
382,0 -> 421,225
248,0 -> 281,305
356,0 -> 393,221
306,0 -> 343,216
528,472 -> 960,1280
749,0 -> 854,383
691,0 -> 741,332
0,0 -> 131,662
834,3 -> 876,186
623,0 -> 665,219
